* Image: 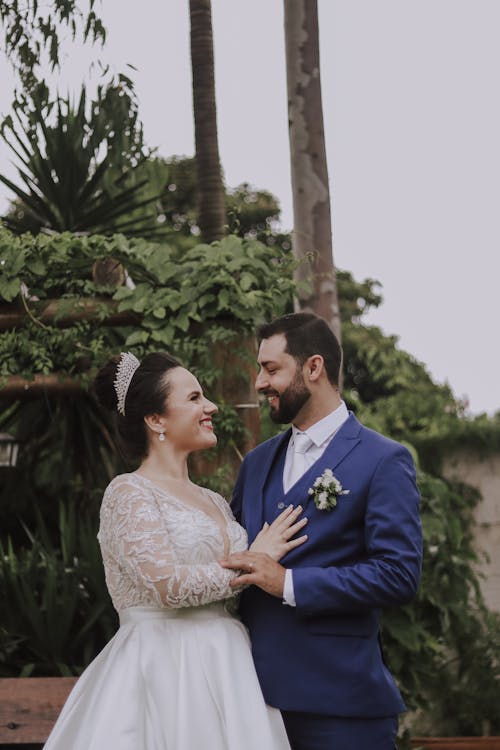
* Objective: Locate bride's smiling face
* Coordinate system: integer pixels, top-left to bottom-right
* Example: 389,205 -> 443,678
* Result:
156,367 -> 218,452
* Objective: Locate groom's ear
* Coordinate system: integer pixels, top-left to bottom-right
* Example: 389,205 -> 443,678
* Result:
305,354 -> 324,382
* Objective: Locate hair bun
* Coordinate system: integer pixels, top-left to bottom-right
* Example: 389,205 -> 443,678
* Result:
93,356 -> 121,412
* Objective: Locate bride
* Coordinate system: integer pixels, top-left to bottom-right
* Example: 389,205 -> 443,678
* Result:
43,351 -> 308,750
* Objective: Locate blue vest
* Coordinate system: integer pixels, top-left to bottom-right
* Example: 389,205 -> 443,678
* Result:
262,439 -> 287,525
262,436 -> 331,529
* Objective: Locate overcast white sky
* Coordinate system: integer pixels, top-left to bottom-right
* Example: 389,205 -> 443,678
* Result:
1,1 -> 498,415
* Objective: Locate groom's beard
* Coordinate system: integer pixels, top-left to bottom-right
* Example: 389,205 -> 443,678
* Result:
266,369 -> 311,424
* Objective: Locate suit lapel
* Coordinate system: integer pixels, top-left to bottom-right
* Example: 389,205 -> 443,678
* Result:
316,412 -> 362,471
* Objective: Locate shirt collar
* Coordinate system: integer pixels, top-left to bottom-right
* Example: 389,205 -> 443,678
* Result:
291,401 -> 349,448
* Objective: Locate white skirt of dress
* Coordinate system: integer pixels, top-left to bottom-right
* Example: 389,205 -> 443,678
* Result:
43,602 -> 290,750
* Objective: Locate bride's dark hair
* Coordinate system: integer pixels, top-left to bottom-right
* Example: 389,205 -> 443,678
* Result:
93,351 -> 181,462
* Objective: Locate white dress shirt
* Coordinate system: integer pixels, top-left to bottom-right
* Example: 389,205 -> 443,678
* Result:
283,400 -> 350,606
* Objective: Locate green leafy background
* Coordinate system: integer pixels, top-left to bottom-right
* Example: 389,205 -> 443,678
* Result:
0,223 -> 499,741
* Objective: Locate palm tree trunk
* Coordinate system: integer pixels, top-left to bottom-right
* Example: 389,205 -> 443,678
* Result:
189,0 -> 225,242
284,0 -> 341,342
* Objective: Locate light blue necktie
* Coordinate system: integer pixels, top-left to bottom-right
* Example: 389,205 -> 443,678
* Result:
287,431 -> 313,490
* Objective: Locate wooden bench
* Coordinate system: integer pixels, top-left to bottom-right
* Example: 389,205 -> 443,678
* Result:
0,678 -> 77,746
1,679 -> 499,749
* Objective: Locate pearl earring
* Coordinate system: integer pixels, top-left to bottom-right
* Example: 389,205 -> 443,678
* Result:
158,431 -> 166,442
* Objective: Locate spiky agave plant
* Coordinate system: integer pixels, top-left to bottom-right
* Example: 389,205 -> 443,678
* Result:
0,79 -> 165,237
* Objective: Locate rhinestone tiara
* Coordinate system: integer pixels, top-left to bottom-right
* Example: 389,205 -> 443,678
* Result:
114,352 -> 140,416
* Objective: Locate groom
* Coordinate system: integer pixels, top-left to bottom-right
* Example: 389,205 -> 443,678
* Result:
222,313 -> 422,750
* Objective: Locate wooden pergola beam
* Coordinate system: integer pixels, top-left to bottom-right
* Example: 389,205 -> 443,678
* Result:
0,299 -> 139,330
0,374 -> 85,398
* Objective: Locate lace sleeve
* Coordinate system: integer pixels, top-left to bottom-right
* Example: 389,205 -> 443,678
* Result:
106,480 -> 239,609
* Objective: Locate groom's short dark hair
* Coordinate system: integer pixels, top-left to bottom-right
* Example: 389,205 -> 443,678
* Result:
258,313 -> 342,386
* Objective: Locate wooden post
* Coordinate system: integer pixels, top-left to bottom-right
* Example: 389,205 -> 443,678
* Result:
190,326 -> 260,486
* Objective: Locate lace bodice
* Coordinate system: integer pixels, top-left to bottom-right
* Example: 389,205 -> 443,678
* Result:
97,472 -> 248,612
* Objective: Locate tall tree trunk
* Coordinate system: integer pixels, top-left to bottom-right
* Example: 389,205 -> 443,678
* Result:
188,1 -> 259,475
284,0 -> 341,343
189,0 -> 225,242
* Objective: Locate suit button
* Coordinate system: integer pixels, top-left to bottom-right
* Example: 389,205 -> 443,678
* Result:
277,502 -> 285,509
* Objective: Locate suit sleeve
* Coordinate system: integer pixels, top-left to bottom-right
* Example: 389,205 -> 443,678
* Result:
292,445 -> 422,615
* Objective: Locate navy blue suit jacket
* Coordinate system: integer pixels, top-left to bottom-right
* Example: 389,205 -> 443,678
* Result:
231,413 -> 422,717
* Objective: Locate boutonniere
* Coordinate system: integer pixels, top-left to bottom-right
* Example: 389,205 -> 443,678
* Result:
308,468 -> 349,511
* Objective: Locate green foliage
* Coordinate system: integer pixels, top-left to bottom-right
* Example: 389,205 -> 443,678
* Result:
153,156 -> 199,240
142,156 -> 292,250
0,502 -> 117,676
0,393 -> 119,541
429,609 -> 500,735
114,235 -> 297,345
0,321 -> 108,379
410,412 -> 500,475
0,0 -> 105,92
225,182 -> 292,250
0,226 -> 297,375
409,475 -> 500,735
0,223 -> 297,507
381,474 -> 480,704
0,81 -> 164,237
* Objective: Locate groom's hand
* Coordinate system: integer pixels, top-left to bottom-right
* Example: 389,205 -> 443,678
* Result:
220,552 -> 286,598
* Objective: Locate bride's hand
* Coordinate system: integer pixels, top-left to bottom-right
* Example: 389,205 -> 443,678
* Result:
249,505 -> 308,561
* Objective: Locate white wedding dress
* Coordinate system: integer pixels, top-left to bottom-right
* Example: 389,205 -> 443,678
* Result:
44,472 -> 290,750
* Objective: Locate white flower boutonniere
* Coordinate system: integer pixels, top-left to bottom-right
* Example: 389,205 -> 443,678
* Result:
308,468 -> 349,511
